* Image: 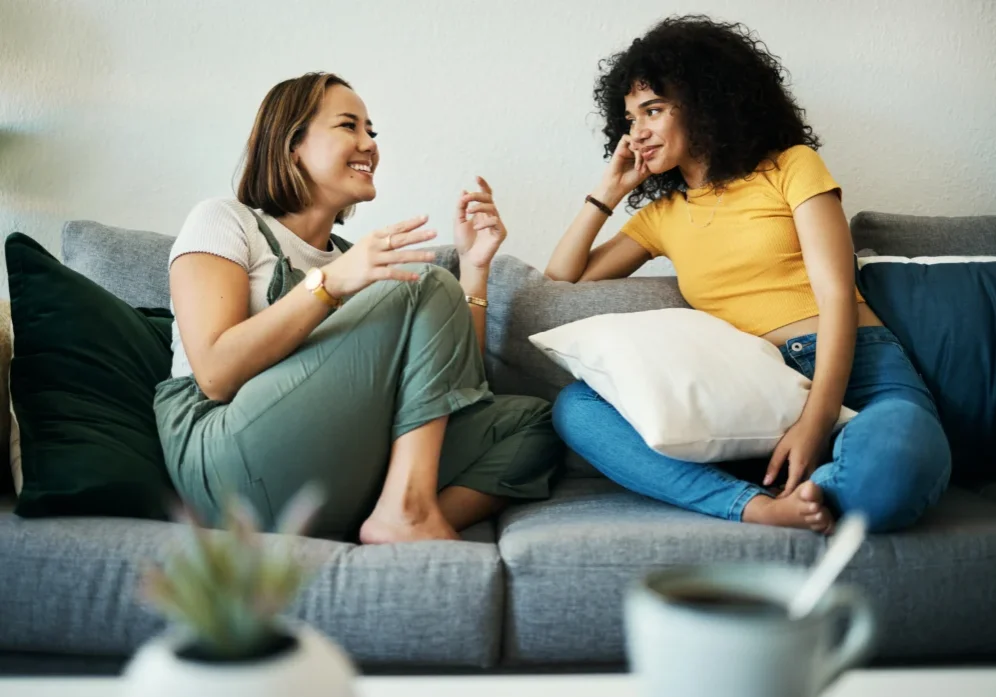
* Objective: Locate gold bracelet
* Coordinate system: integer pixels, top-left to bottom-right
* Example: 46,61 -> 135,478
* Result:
465,295 -> 488,308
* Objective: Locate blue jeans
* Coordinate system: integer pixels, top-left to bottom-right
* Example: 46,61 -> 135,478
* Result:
552,326 -> 952,533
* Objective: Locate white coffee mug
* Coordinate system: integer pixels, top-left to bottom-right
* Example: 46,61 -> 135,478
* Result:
625,564 -> 876,697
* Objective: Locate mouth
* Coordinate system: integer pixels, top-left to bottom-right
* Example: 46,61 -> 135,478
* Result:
348,162 -> 374,177
640,145 -> 662,160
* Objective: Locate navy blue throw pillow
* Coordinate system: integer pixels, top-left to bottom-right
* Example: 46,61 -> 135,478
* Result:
856,255 -> 996,484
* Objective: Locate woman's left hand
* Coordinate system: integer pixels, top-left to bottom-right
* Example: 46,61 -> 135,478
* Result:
454,176 -> 507,270
764,415 -> 832,496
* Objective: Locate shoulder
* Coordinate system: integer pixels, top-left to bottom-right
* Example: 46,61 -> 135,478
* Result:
761,146 -> 840,210
182,198 -> 259,233
171,198 -> 262,269
774,145 -> 827,171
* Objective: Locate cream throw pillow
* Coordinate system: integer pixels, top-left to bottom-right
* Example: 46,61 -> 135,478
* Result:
529,308 -> 857,463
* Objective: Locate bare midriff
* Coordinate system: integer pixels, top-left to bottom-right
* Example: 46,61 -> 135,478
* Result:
760,303 -> 883,347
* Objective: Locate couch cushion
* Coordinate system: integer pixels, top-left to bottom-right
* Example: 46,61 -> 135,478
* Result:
856,254 -> 996,484
0,513 -> 502,667
61,219 -> 462,310
850,212 -> 996,258
497,478 -> 996,665
6,233 -> 176,519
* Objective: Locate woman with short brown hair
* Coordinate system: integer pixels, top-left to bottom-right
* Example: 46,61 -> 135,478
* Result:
155,72 -> 561,542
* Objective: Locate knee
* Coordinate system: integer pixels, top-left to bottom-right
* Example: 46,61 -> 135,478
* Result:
833,400 -> 952,532
552,381 -> 600,442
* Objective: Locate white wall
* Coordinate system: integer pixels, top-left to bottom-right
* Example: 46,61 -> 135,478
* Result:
1,0 -> 995,295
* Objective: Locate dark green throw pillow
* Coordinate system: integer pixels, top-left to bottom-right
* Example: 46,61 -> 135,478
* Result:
6,232 -> 176,519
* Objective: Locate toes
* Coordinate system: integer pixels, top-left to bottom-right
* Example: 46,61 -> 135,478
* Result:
806,507 -> 835,534
797,481 -> 824,505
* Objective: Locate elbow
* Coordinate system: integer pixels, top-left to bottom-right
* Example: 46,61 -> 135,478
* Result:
193,368 -> 240,403
543,265 -> 582,284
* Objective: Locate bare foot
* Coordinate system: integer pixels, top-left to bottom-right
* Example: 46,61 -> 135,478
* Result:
359,499 -> 460,545
742,481 -> 835,535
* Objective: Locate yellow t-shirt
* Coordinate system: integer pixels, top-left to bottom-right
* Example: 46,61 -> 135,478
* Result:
621,145 -> 864,337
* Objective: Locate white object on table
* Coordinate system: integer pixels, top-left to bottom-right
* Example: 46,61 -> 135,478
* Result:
2,670 -> 996,696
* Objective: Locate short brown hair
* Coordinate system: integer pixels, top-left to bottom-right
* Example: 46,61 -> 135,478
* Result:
237,72 -> 354,224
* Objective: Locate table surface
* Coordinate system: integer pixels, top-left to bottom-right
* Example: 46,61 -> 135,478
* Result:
2,670 -> 996,696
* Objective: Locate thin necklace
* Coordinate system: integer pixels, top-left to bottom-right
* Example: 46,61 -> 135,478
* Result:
684,190 -> 724,228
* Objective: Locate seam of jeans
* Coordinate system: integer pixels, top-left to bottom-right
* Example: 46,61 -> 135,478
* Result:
823,423 -> 846,493
729,483 -> 766,521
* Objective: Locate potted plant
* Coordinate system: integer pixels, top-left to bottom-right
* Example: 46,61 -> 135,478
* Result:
121,485 -> 356,697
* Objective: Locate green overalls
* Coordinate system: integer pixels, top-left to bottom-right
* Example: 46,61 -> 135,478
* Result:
153,213 -> 562,538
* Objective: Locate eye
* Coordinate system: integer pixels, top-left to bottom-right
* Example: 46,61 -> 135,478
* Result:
340,122 -> 357,130
367,130 -> 378,139
647,108 -> 662,117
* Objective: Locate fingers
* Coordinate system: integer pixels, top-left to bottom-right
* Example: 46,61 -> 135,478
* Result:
615,135 -> 637,160
383,229 -> 437,251
461,191 -> 493,205
369,266 -> 424,283
375,249 -> 437,266
781,460 -> 804,498
634,149 -> 644,174
472,214 -> 501,232
476,176 -> 493,195
379,215 -> 431,237
466,202 -> 497,217
764,445 -> 787,488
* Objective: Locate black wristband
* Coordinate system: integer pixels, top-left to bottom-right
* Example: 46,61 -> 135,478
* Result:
585,194 -> 614,216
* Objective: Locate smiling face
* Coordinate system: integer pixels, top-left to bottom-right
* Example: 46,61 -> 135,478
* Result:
292,84 -> 379,210
623,83 -> 692,177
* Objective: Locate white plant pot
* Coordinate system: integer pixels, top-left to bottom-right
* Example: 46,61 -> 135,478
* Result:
121,622 -> 356,697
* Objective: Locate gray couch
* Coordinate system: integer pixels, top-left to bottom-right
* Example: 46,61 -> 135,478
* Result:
2,211 -> 996,675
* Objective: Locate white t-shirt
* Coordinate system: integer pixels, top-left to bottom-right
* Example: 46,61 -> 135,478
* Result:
168,198 -> 344,379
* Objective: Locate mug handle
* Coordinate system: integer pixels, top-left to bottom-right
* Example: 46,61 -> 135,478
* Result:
816,586 -> 877,691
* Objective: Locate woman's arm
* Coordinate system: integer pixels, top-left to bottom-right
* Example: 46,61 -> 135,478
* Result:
545,136 -> 652,283
796,191 -> 858,430
460,265 -> 489,355
546,185 -> 651,282
453,177 -> 508,356
171,254 -> 339,402
765,191 -> 858,493
173,218 -> 438,402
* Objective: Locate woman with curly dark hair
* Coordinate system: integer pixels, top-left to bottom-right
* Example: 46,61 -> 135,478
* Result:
546,15 -> 950,534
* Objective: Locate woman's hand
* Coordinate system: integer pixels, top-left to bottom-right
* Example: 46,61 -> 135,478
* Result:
599,135 -> 652,203
764,415 -> 832,496
454,176 -> 507,270
322,216 -> 438,297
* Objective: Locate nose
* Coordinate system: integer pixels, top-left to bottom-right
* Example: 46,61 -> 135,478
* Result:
629,119 -> 650,140
358,131 -> 377,153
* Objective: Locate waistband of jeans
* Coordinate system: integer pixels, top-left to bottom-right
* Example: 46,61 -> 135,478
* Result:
779,325 -> 898,356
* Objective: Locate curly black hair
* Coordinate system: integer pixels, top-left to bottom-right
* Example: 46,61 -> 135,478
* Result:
595,14 -> 821,210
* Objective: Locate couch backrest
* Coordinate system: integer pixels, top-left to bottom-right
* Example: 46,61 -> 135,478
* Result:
61,220 -> 459,309
63,211 -> 996,401
851,211 -> 996,257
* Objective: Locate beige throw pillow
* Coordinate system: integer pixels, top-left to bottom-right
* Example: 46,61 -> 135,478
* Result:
529,308 -> 857,463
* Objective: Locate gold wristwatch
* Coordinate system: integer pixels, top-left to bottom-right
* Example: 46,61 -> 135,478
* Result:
304,267 -> 343,309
